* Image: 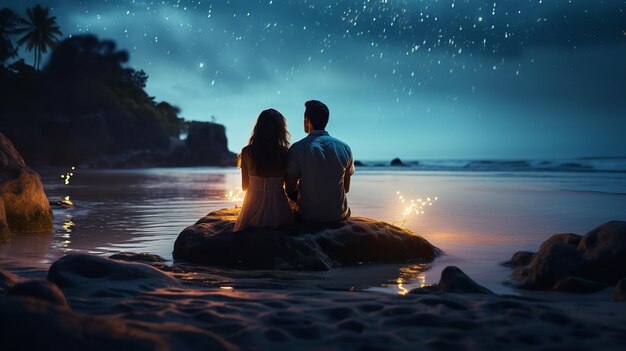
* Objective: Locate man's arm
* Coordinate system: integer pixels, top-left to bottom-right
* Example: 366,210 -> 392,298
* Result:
285,173 -> 299,202
344,153 -> 355,193
285,145 -> 300,202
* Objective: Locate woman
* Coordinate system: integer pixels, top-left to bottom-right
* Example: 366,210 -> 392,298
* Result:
233,109 -> 294,231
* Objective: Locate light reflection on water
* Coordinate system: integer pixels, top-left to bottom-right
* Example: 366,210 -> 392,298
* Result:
0,167 -> 624,294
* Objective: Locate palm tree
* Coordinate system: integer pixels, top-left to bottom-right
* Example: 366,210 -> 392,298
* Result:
15,5 -> 62,70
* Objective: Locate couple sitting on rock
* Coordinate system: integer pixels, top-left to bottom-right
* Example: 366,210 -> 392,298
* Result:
233,100 -> 355,232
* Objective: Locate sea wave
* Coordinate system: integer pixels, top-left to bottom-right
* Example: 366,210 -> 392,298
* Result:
356,158 -> 626,173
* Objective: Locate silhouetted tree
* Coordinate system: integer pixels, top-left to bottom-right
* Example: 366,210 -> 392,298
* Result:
0,8 -> 19,66
15,5 -> 62,70
45,34 -> 128,79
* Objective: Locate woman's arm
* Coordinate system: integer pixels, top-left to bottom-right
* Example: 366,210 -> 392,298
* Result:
240,150 -> 250,191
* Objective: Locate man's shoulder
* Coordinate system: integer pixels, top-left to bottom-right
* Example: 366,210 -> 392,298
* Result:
289,138 -> 305,151
327,135 -> 352,153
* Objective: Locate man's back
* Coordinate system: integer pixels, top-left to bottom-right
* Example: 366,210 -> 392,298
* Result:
287,130 -> 354,222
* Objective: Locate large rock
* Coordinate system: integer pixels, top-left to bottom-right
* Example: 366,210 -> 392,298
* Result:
8,280 -> 69,307
0,132 -> 53,233
0,269 -> 19,292
438,266 -> 493,294
173,208 -> 441,270
410,266 -> 492,294
48,254 -> 179,291
578,221 -> 626,283
184,122 -> 237,166
513,240 -> 584,290
508,222 -> 626,291
0,199 -> 8,242
390,158 -> 405,166
503,251 -> 534,268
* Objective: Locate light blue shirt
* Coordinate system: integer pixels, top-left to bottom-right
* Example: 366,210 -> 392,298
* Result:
287,130 -> 354,222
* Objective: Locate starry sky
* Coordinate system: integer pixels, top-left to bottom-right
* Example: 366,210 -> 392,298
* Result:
4,0 -> 626,160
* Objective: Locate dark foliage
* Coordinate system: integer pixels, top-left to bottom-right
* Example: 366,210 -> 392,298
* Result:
0,33 -> 188,165
0,8 -> 19,65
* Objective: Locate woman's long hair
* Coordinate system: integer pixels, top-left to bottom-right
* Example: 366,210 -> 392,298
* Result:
245,108 -> 290,175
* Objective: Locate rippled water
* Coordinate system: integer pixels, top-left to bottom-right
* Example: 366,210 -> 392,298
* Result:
1,167 -> 625,294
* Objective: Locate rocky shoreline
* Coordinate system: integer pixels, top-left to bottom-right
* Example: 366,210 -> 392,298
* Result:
2,209 -> 626,350
1,249 -> 625,351
173,208 -> 441,270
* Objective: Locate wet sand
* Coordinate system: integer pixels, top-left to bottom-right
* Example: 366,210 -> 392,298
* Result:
2,167 -> 626,349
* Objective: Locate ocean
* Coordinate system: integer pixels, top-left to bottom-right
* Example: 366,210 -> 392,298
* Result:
1,160 -> 625,294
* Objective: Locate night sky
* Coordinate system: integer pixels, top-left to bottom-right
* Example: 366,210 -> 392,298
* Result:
4,0 -> 626,160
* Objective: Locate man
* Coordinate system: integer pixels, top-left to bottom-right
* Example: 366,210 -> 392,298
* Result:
286,100 -> 355,222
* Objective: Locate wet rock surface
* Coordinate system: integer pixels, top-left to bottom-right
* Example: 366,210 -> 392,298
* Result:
48,254 -> 179,291
509,221 -> 626,291
410,266 -> 493,295
173,208 -> 441,270
614,279 -> 626,302
0,132 -> 53,233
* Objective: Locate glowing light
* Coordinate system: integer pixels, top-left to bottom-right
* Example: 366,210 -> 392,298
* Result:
396,278 -> 409,295
60,166 -> 76,185
225,187 -> 245,208
392,191 -> 438,227
59,195 -> 74,207
59,166 -> 77,207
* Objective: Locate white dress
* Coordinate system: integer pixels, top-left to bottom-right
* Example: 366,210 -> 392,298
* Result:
233,175 -> 294,232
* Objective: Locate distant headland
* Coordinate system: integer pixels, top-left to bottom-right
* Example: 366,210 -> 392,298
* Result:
0,6 -> 235,168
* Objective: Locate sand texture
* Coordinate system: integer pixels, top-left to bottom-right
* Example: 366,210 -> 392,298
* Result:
2,253 -> 626,351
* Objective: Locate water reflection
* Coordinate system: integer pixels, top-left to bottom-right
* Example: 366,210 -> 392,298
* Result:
1,167 -> 623,295
60,213 -> 74,247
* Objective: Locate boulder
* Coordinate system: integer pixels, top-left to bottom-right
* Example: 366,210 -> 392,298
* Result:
513,240 -> 584,290
507,222 -> 626,291
553,277 -> 608,294
48,254 -> 179,291
0,132 -> 53,233
539,233 -> 582,250
390,158 -> 405,166
8,280 -> 68,307
410,266 -> 493,294
614,278 -> 626,301
173,208 -> 441,270
0,295 -> 169,351
504,251 -> 534,268
184,121 -> 237,166
578,221 -> 626,283
0,199 -> 8,242
0,269 -> 19,292
437,266 -> 494,294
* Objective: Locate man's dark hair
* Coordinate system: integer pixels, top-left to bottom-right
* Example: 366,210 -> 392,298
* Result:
304,100 -> 329,130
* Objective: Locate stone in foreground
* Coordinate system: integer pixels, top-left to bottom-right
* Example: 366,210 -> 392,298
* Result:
48,254 -> 179,291
410,266 -> 493,295
438,266 -> 494,294
173,208 -> 441,270
0,132 -> 53,233
509,221 -> 626,291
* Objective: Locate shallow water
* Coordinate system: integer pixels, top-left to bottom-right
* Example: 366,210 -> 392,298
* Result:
1,167 -> 625,294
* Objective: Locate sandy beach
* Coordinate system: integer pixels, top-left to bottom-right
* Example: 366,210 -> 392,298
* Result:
1,167 -> 626,350
3,251 -> 626,351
